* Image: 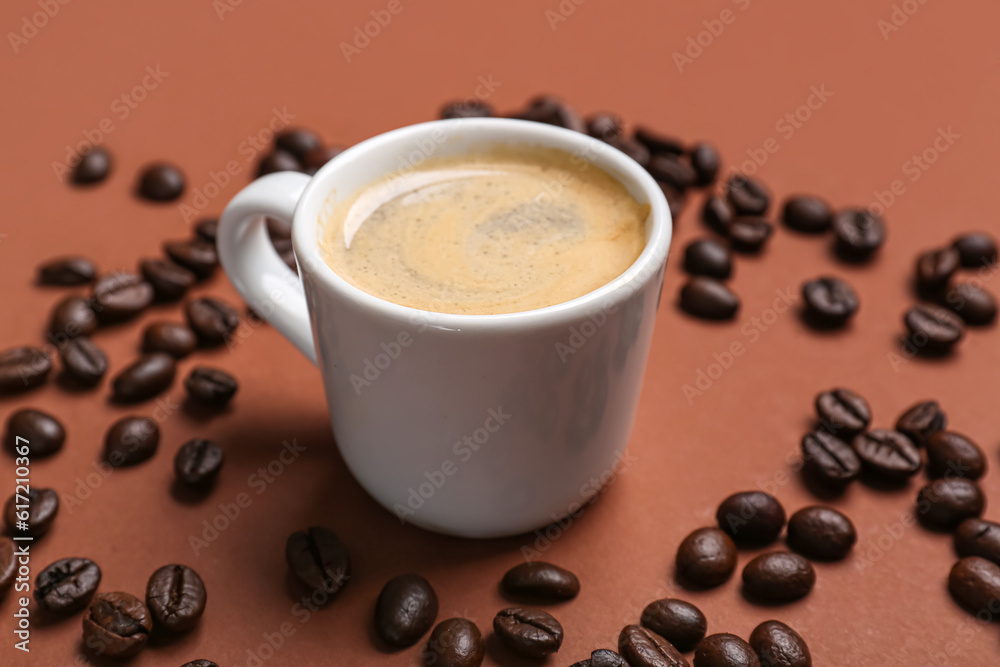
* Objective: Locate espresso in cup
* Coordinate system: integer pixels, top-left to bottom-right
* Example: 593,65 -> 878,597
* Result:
319,145 -> 648,315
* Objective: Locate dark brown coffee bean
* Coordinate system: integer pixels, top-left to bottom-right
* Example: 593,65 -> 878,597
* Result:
441,100 -> 494,119
303,145 -> 344,173
515,95 -> 585,132
49,296 -> 97,339
91,272 -> 154,322
145,564 -> 207,632
742,552 -> 815,601
852,429 -> 921,480
895,400 -> 946,446
832,208 -> 885,261
801,277 -> 859,328
683,238 -> 732,279
374,573 -> 438,648
266,216 -> 292,240
717,491 -> 786,546
38,256 -> 97,285
609,136 -> 651,168
142,322 -> 197,359
194,218 -> 219,243
501,561 -> 579,601
82,591 -> 152,658
257,149 -> 302,177
648,154 -> 696,192
35,557 -> 102,615
104,416 -> 159,467
955,519 -> 1000,565
4,487 -> 59,537
586,113 -> 623,140
949,556 -> 1000,614
925,431 -> 986,480
689,143 -> 720,186
782,195 -> 832,234
952,232 -> 997,268
0,538 -> 15,592
728,217 -> 773,253
138,163 -> 185,201
702,195 -> 733,236
748,621 -> 811,667
286,526 -> 349,601
139,258 -> 196,301
945,283 -> 997,325
633,127 -> 685,155
815,388 -> 870,438
801,430 -> 861,486
679,277 -> 739,320
174,439 -> 224,488
571,648 -> 629,667
276,128 -> 322,162
918,478 -> 985,530
423,618 -> 484,667
904,304 -> 964,353
786,506 -> 856,560
164,239 -> 218,279
494,607 -> 564,658
72,147 -> 112,185
640,598 -> 706,653
618,624 -> 688,667
4,408 -> 65,458
726,175 -> 770,216
0,346 -> 52,392
694,633 -> 758,667
184,367 -> 238,408
181,661 -> 218,667
662,183 -> 687,220
185,297 -> 240,345
112,353 -> 176,402
59,337 -> 107,386
676,527 -> 737,588
915,247 -> 961,293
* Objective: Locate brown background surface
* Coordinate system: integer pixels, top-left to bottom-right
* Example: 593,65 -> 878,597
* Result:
2,0 -> 999,664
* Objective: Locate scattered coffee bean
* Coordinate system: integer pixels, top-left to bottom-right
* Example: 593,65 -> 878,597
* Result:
0,538 -> 14,592
662,183 -> 686,220
49,295 -> 97,339
895,400 -> 946,446
143,322 -> 197,359
609,136 -> 651,168
948,556 -> 1000,614
184,367 -> 238,408
915,247 -> 961,293
815,388 -> 870,438
276,128 -> 322,163
728,217 -> 773,253
146,564 -> 207,632
286,526 -> 349,601
694,633 -> 758,667
954,519 -> 1000,565
748,620 -> 811,667
648,154 -> 696,192
82,591 -> 152,658
925,431 -> 986,480
0,346 -> 52,392
139,258 -> 196,301
164,239 -> 218,279
946,283 -> 997,325
683,239 -> 732,279
586,113 -> 622,140
917,478 -> 985,530
831,208 -> 885,261
904,304 -> 964,354
59,337 -> 107,386
501,561 -> 580,601
3,487 -> 58,537
194,218 -> 219,243
640,598 -> 707,652
618,624 -> 688,667
374,573 -> 438,648
782,195 -> 832,234
35,557 -> 101,615
137,163 -> 185,201
717,491 -> 786,546
111,353 -> 176,402
441,100 -> 494,119
181,661 -> 218,667
91,272 -> 154,322
633,127 -> 685,155
515,96 -> 585,132
174,439 -> 224,488
494,607 -> 564,658
72,147 -> 112,185
675,527 -> 737,588
570,648 -> 629,667
185,297 -> 240,345
742,552 -> 815,601
679,277 -> 740,320
952,232 -> 997,268
726,175 -> 770,216
104,416 -> 159,467
424,618 -> 484,667
801,430 -> 861,486
257,149 -> 302,176
852,429 -> 921,480
702,195 -> 734,236
303,145 -> 344,172
689,143 -> 720,186
4,408 -> 65,458
38,256 -> 97,286
801,277 -> 859,328
786,506 -> 856,560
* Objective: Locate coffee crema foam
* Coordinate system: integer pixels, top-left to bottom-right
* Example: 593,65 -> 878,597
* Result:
319,146 -> 649,315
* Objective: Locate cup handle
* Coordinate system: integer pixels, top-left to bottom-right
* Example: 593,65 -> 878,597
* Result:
217,171 -> 317,365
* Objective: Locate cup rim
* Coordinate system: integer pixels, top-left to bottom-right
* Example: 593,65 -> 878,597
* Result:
291,117 -> 672,331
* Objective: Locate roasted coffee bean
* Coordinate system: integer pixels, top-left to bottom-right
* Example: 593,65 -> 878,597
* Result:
181,661 -> 218,667
3,487 -> 59,537
952,232 -> 997,268
586,113 -> 623,140
59,337 -> 107,386
571,648 -> 629,667
609,136 -> 651,168
35,557 -> 102,615
618,624 -> 688,667
742,552 -> 815,601
904,304 -> 964,353
925,431 -> 986,480
948,556 -> 1000,614
689,142 -> 720,186
286,526 -> 349,600
185,297 -> 240,345
112,353 -> 176,402
640,598 -> 707,652
852,429 -> 921,480
49,295 -> 97,339
801,277 -> 859,328
917,478 -> 985,530
0,346 -> 52,392
139,258 -> 196,301
679,277 -> 739,320
801,430 -> 861,486
716,491 -> 786,546
946,283 -> 997,325
786,506 -> 856,560
832,208 -> 885,261
895,400 -> 946,446
662,183 -> 687,220
184,366 -> 238,408
815,388 -> 870,438
38,256 -> 97,286
91,272 -> 153,322
748,621 -> 811,667
374,573 -> 438,647
104,416 -> 159,467
257,149 -> 302,176
501,561 -> 580,601
0,538 -> 15,591
72,147 -> 112,185
194,218 -> 219,243
138,163 -> 185,201
725,175 -> 770,216
303,145 -> 344,172
694,633 -> 758,667
174,439 -> 224,487
276,128 -> 322,162
648,154 -> 696,191
266,216 -> 292,241
702,195 -> 734,236
4,408 -> 65,458
82,592 -> 152,658
494,607 -> 563,658
441,100 -> 494,119
424,618 -> 484,667
954,519 -> 1000,565
683,239 -> 732,279
164,239 -> 218,279
633,127 -> 685,155
728,217 -> 773,253
781,195 -> 832,234
915,247 -> 961,293
515,95 -> 585,132
676,527 -> 737,588
145,564 -> 207,632
143,322 -> 197,359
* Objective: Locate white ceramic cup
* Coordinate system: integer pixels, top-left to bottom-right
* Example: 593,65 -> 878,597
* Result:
217,118 -> 671,538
